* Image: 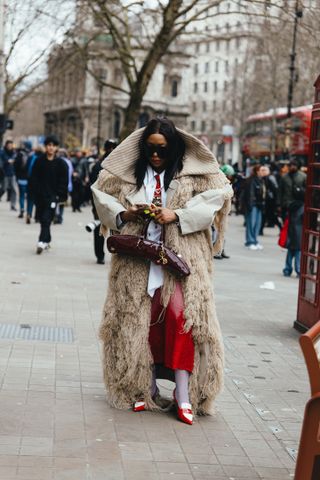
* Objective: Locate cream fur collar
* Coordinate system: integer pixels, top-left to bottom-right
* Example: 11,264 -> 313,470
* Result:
102,127 -> 220,184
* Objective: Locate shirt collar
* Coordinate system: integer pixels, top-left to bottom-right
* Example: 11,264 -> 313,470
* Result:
144,166 -> 165,186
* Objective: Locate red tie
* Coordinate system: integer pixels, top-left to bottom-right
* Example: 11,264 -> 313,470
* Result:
152,174 -> 162,207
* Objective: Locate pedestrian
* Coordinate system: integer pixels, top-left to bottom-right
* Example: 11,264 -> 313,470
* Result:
259,165 -> 281,234
92,118 -> 233,424
71,149 -> 84,212
0,140 -> 17,210
214,164 -> 234,260
0,149 -> 4,200
25,147 -> 42,224
29,135 -> 68,254
54,149 -> 73,224
89,139 -> 117,264
14,141 -> 32,219
242,164 -> 266,250
280,159 -> 306,277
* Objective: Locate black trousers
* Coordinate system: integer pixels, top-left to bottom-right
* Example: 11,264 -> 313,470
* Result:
37,203 -> 55,243
94,225 -> 104,261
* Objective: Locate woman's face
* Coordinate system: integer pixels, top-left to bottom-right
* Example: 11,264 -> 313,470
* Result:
145,133 -> 168,173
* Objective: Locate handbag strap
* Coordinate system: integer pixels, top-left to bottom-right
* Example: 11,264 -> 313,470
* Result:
141,218 -> 165,243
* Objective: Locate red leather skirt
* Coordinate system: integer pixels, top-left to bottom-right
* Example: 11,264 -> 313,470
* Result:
149,283 -> 194,372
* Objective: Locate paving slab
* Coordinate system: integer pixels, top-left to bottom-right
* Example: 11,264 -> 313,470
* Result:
0,200 -> 308,479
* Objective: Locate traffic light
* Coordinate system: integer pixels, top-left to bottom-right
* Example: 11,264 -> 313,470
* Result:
0,114 -> 6,134
6,119 -> 14,130
0,114 -> 14,134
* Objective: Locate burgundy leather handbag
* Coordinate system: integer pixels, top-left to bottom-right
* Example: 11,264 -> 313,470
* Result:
107,221 -> 190,278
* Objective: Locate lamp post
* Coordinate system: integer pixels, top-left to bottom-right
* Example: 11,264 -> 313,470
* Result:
287,0 -> 303,119
96,70 -> 106,154
285,0 -> 303,158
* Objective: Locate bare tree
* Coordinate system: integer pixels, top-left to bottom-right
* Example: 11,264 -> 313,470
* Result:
77,0 -> 252,139
225,1 -> 320,142
4,0 -> 74,115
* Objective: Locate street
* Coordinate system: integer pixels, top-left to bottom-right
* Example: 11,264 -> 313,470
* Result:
0,200 -> 309,480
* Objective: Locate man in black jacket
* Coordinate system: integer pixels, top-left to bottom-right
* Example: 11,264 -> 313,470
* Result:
29,136 -> 68,254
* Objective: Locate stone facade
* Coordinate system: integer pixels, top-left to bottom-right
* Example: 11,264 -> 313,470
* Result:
44,38 -> 190,149
4,87 -> 45,147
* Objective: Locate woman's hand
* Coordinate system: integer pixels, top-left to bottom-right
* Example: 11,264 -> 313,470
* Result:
152,207 -> 178,224
120,204 -> 148,223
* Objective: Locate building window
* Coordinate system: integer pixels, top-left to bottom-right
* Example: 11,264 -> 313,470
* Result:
206,43 -> 210,52
215,61 -> 219,73
216,40 -> 220,51
213,99 -> 217,109
192,102 -> 196,112
211,120 -> 216,130
204,82 -> 208,92
226,23 -> 230,32
195,44 -> 200,53
222,100 -> 226,111
203,101 -> 207,112
201,120 -> 206,132
205,62 -> 210,73
226,40 -> 230,52
194,63 -> 198,75
224,80 -> 228,91
216,24 -> 220,32
225,60 -> 229,73
191,120 -> 196,131
213,81 -> 218,93
194,82 -> 198,93
171,80 -> 178,97
236,37 -> 241,49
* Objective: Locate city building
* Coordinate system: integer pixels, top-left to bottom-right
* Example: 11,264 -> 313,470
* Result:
44,6 -> 190,149
184,0 -> 276,164
4,86 -> 45,147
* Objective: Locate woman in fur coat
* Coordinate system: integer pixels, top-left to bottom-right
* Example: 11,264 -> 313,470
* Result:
92,118 -> 233,424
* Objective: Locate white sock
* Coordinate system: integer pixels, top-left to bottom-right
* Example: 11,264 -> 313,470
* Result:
175,369 -> 190,406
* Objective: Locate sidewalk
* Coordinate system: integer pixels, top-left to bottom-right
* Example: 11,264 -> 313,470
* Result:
0,200 -> 309,480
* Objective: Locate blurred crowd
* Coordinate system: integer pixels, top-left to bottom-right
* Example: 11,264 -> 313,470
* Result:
0,139 -> 102,221
0,136 -> 307,277
0,137 -> 117,261
221,158 -> 306,277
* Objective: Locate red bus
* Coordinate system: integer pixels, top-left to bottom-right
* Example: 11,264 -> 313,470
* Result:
242,105 -> 312,164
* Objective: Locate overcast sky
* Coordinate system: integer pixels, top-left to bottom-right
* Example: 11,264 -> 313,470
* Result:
5,0 -> 75,83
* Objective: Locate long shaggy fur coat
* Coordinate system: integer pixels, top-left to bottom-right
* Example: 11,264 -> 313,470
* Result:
94,128 -> 232,415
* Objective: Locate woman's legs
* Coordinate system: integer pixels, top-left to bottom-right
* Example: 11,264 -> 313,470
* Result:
253,207 -> 262,244
151,365 -> 157,397
174,369 -> 190,406
245,210 -> 255,245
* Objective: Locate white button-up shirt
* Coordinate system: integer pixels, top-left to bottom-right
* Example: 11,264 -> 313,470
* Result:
144,167 -> 167,298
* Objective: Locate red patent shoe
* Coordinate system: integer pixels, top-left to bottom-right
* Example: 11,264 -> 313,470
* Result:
173,389 -> 193,425
133,400 -> 146,412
